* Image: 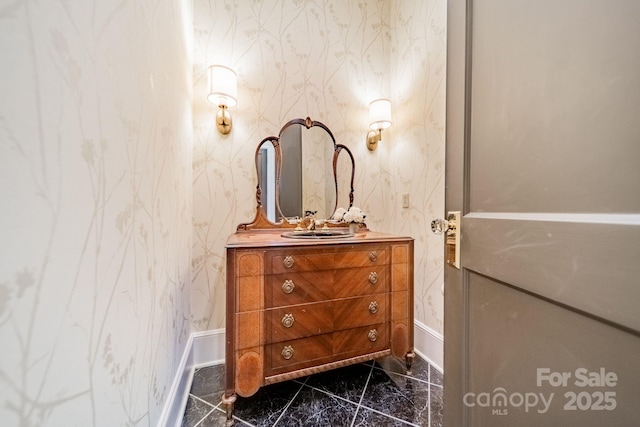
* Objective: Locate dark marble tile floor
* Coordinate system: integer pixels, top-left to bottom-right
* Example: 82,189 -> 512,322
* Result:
181,355 -> 443,427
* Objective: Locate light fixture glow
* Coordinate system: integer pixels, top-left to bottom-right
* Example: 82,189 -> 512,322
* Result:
366,99 -> 392,151
207,65 -> 237,134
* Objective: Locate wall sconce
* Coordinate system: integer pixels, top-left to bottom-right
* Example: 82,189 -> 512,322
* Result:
366,98 -> 392,151
207,65 -> 237,135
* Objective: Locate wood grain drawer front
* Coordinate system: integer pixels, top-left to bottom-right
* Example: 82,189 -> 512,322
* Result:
334,294 -> 387,331
269,252 -> 334,274
266,324 -> 387,375
266,271 -> 333,308
268,245 -> 389,274
267,301 -> 333,343
267,333 -> 334,372
333,247 -> 388,268
334,266 -> 388,298
333,323 -> 388,355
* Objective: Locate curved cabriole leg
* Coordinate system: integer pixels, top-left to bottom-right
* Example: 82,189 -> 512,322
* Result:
222,393 -> 236,424
405,351 -> 415,376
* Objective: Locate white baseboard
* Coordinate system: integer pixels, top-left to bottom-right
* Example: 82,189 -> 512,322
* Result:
157,334 -> 195,427
192,328 -> 226,367
157,329 -> 225,427
159,323 -> 443,426
413,320 -> 444,373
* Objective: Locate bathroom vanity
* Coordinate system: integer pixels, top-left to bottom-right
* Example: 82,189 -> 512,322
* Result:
222,118 -> 414,419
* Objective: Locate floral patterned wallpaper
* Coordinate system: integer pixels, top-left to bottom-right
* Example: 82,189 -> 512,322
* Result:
0,0 -> 193,425
192,0 -> 446,333
0,0 -> 444,424
388,0 -> 447,334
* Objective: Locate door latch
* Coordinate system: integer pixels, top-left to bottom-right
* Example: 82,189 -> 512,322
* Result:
431,211 -> 461,269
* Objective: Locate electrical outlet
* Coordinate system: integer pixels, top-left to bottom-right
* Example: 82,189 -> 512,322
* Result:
402,193 -> 409,208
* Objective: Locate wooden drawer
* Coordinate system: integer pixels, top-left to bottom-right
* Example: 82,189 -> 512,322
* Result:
267,333 -> 334,372
266,270 -> 333,307
267,294 -> 387,343
334,323 -> 388,355
333,246 -> 388,268
334,266 -> 388,298
268,245 -> 388,274
267,301 -> 334,343
269,252 -> 334,274
268,266 -> 388,307
334,294 -> 387,331
266,323 -> 388,375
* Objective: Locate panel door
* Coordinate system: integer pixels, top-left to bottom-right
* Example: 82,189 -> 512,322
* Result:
444,1 -> 640,425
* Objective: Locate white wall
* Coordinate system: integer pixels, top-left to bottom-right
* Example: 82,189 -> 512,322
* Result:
192,0 -> 446,334
0,1 -> 193,425
388,0 -> 447,334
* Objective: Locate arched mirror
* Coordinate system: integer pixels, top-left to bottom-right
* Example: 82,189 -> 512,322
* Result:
255,137 -> 278,221
239,117 -> 355,231
335,145 -> 355,214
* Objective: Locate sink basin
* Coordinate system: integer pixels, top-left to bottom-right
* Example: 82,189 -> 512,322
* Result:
281,229 -> 353,239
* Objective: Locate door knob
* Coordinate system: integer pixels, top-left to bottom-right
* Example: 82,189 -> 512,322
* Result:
430,218 -> 454,235
431,211 -> 461,269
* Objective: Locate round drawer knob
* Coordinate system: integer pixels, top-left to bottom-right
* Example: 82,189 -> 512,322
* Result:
368,271 -> 378,284
281,313 -> 295,328
368,329 -> 378,342
369,251 -> 378,262
368,301 -> 379,314
281,345 -> 294,360
282,280 -> 295,294
283,256 -> 294,268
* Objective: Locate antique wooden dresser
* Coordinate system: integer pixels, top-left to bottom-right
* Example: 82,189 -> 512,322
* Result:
221,117 -> 414,418
223,231 -> 414,418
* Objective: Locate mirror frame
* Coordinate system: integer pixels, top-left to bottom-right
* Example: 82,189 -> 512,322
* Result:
237,117 -> 356,231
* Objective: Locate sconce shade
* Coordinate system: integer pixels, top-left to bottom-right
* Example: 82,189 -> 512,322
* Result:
207,65 -> 237,108
369,99 -> 392,130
